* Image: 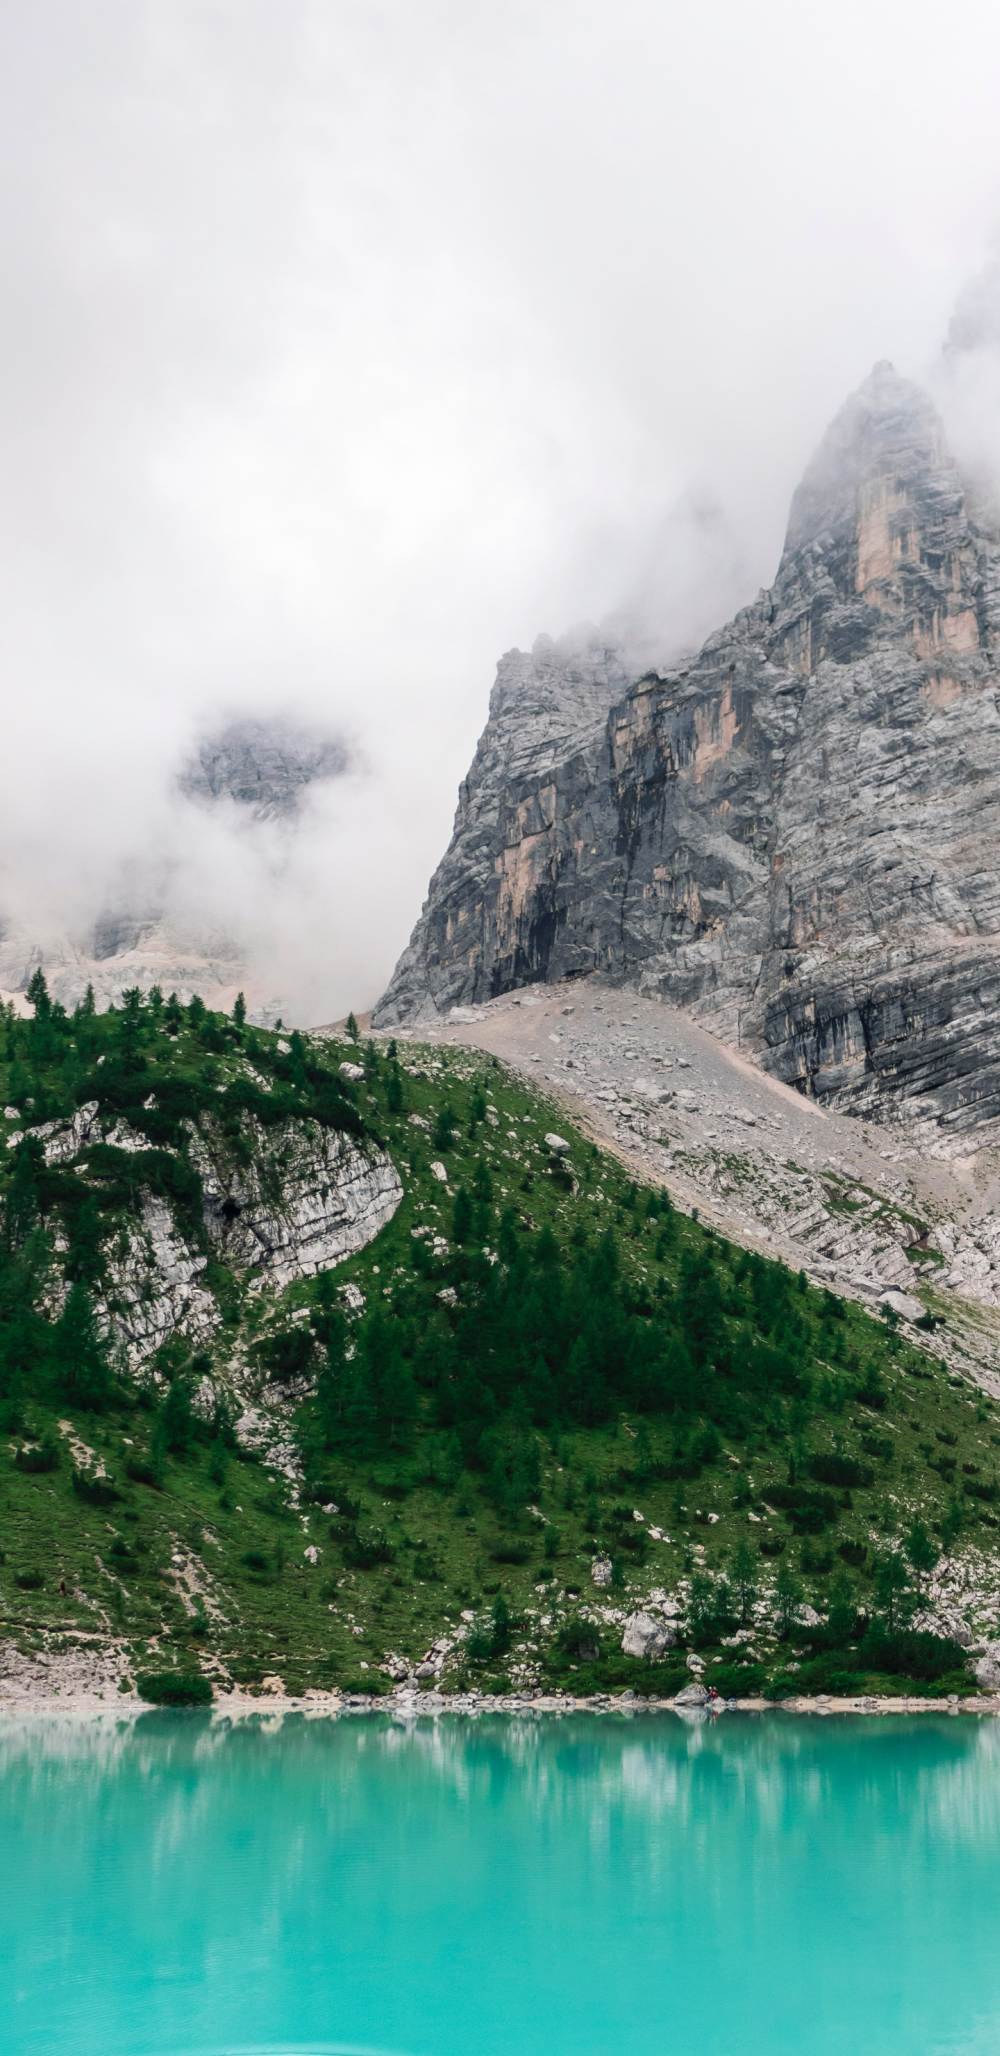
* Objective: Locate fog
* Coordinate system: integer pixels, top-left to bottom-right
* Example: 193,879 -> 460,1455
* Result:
3,1 -> 1000,1020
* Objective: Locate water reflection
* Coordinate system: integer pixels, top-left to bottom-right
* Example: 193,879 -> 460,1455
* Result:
2,1712 -> 999,2056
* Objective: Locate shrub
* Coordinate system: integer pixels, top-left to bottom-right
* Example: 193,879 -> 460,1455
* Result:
709,1661 -> 768,1697
125,1454 -> 162,1489
856,1630 -> 968,1684
71,1466 -> 119,1506
766,1482 -> 838,1532
135,1670 -> 213,1707
809,1453 -> 875,1489
15,1569 -> 44,1591
240,1548 -> 271,1576
490,1540 -> 533,1565
342,1524 -> 394,1569
14,1436 -> 60,1474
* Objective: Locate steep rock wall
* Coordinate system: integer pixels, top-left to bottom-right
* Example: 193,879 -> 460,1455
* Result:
377,364 -> 1000,1143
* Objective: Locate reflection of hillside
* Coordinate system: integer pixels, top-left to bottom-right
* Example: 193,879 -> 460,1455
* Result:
6,1713 -> 1000,2056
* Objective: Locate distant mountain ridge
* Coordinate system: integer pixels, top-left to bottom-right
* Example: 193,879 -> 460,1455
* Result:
0,715 -> 347,1017
376,362 -> 1000,1147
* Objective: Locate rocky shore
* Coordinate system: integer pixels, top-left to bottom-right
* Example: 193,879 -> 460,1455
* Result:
2,1681 -> 999,1723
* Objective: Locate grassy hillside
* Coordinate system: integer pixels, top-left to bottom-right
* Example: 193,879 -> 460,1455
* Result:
2,979 -> 999,1702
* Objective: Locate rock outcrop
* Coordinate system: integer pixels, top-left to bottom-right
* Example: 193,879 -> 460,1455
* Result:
178,715 -> 348,819
16,1101 -> 401,1366
188,1114 -> 402,1289
377,364 -> 1000,1144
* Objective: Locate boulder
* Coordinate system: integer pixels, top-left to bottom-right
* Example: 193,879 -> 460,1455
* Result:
674,1681 -> 709,1706
974,1642 -> 1000,1690
879,1288 -> 923,1325
621,1611 -> 677,1660
591,1556 -> 613,1587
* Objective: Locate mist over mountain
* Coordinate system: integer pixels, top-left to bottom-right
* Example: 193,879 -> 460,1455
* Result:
377,354 -> 1000,1150
3,3 -> 1000,1025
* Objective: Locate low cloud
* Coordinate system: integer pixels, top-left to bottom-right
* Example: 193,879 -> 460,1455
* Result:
3,1 -> 1000,1019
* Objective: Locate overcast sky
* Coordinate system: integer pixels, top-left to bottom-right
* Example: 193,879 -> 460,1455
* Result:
3,0 -> 1000,1017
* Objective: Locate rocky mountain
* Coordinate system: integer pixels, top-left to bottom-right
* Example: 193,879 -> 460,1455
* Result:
0,715 -> 347,1017
178,716 -> 348,820
376,363 -> 1000,1147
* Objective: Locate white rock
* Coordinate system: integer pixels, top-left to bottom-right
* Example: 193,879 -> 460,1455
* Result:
430,1160 -> 449,1183
975,1642 -> 1000,1690
879,1288 -> 923,1324
544,1133 -> 571,1154
339,1061 -> 365,1083
675,1681 -> 709,1706
621,1611 -> 677,1660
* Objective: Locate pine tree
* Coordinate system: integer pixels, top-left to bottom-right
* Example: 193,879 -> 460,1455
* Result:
825,1568 -> 857,1646
873,1549 -> 913,1634
774,1556 -> 803,1639
232,991 -> 247,1030
904,1518 -> 938,1600
452,1186 -> 473,1245
346,1011 -> 359,1042
160,1373 -> 196,1456
26,968 -> 50,1019
731,1538 -> 759,1625
432,1102 -> 458,1151
53,1284 -> 112,1411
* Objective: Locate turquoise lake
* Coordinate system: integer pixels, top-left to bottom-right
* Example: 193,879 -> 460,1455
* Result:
3,1711 -> 1000,2055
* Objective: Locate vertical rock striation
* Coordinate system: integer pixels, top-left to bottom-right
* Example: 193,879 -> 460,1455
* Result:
376,364 -> 1000,1142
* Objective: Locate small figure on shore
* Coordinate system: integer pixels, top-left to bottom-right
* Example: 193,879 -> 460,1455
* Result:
707,1685 -> 721,1711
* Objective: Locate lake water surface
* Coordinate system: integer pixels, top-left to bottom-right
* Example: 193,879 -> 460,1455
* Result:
3,1710 -> 1000,2055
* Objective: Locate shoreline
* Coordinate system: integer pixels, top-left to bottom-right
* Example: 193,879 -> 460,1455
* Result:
3,1685 -> 1000,1723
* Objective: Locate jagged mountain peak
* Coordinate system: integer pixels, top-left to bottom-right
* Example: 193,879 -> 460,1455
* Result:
377,360 -> 1000,1148
781,361 -> 958,567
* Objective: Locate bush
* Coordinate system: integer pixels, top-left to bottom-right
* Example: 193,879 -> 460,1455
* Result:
240,1548 -> 271,1576
15,1569 -> 44,1591
135,1670 -> 213,1707
342,1524 -> 395,1569
709,1661 -> 768,1697
766,1482 -> 839,1532
856,1630 -> 968,1684
809,1453 -> 875,1489
71,1466 -> 119,1506
125,1454 -> 162,1489
14,1437 -> 60,1474
490,1540 -> 533,1565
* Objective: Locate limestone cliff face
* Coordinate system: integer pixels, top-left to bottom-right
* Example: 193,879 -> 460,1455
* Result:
377,364 -> 1000,1141
21,1100 -> 401,1368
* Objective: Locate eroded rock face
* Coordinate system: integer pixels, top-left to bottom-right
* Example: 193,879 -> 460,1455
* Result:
377,364 -> 1000,1144
18,1103 -> 402,1366
188,1115 -> 403,1289
100,1195 -> 219,1368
